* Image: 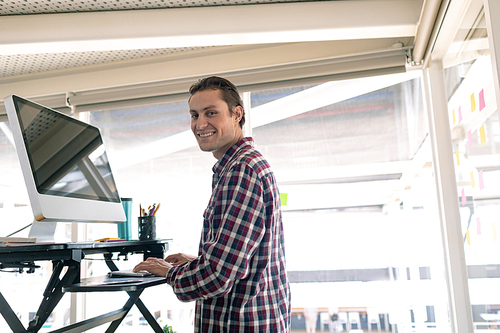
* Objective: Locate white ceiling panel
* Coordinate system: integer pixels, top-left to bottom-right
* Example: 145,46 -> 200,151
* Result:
0,0 -> 424,105
0,0 -> 325,14
0,47 -> 211,78
0,0 -> 421,55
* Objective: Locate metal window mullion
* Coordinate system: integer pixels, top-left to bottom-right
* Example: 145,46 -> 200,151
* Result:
484,0 -> 500,127
242,91 -> 252,138
422,60 -> 474,333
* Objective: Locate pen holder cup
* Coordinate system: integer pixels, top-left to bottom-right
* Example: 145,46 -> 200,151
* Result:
138,216 -> 156,241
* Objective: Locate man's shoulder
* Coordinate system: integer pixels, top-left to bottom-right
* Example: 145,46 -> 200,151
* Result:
236,145 -> 266,165
231,146 -> 273,177
221,138 -> 274,177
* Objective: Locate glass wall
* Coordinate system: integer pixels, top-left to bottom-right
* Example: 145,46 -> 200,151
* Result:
442,0 -> 500,329
248,78 -> 448,332
107,74 -> 451,332
0,71 -> 454,332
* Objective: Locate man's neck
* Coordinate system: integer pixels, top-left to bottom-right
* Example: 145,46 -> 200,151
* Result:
213,132 -> 244,160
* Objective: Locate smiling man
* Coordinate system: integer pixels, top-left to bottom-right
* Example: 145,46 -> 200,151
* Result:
189,86 -> 243,159
134,76 -> 291,332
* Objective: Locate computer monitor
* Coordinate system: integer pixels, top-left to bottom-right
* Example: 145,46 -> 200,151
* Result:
4,95 -> 126,242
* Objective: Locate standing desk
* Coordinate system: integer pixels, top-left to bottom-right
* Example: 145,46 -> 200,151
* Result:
0,239 -> 170,333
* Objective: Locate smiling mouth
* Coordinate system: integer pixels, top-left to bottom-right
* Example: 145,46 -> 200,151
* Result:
198,132 -> 215,138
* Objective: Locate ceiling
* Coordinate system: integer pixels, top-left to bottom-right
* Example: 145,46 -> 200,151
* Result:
0,0 -> 438,118
0,0 -> 488,115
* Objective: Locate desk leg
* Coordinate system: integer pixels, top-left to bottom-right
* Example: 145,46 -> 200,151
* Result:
133,298 -> 164,333
48,290 -> 143,333
104,256 -> 164,332
28,259 -> 80,332
0,291 -> 26,333
104,290 -> 143,333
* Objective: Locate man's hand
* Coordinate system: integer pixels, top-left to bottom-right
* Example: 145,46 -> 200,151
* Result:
165,253 -> 196,265
133,257 -> 173,277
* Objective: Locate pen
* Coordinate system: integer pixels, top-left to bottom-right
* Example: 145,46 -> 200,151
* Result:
153,203 -> 161,216
139,202 -> 160,216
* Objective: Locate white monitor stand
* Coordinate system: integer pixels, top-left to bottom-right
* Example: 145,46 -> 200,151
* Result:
28,220 -> 57,243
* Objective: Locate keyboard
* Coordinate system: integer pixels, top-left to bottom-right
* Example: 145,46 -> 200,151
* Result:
107,270 -> 153,278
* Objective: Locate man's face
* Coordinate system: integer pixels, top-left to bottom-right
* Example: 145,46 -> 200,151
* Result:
189,89 -> 243,160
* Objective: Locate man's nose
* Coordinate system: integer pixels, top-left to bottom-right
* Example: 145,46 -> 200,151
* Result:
196,115 -> 208,129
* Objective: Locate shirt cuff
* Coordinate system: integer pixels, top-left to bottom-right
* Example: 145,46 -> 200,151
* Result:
165,264 -> 175,284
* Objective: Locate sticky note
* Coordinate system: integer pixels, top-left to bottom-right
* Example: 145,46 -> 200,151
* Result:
479,169 -> 484,190
470,171 -> 475,188
461,188 -> 466,206
479,89 -> 485,111
466,229 -> 470,245
477,217 -> 481,235
458,106 -> 463,123
280,193 -> 288,206
493,222 -> 497,242
467,130 -> 473,148
456,150 -> 460,165
480,124 -> 486,146
471,93 -> 476,112
452,109 -> 456,124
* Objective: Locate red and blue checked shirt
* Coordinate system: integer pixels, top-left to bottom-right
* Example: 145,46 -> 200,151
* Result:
165,137 -> 291,332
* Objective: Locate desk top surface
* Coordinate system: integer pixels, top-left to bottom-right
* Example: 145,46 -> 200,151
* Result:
63,275 -> 168,292
0,239 -> 169,252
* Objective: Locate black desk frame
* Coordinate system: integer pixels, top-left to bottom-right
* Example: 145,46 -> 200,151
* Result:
0,240 -> 168,333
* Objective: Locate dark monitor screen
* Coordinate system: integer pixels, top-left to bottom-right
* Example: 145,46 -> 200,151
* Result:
12,95 -> 120,203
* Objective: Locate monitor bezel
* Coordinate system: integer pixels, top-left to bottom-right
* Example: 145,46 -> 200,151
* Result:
4,94 -> 126,224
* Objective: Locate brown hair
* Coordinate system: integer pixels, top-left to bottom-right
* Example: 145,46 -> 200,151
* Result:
189,76 -> 245,128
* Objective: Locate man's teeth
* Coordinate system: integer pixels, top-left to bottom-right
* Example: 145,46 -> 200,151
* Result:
199,132 -> 214,138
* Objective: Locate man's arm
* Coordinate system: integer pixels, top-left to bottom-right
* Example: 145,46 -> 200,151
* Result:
165,253 -> 197,265
166,164 -> 268,301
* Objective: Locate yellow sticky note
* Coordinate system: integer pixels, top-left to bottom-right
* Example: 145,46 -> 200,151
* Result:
455,150 -> 460,165
452,109 -> 456,124
466,229 -> 470,245
280,193 -> 288,206
470,171 -> 475,188
471,93 -> 476,112
480,124 -> 486,146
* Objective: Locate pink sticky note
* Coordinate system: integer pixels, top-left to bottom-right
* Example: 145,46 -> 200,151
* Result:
479,169 -> 485,190
467,130 -> 473,148
479,89 -> 486,111
477,217 -> 481,235
458,106 -> 463,123
461,188 -> 466,206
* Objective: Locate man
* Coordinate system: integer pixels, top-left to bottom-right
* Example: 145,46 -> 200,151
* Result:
134,76 -> 291,332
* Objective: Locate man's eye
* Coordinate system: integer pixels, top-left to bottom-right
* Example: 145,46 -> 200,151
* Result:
190,114 -> 198,119
208,111 -> 216,116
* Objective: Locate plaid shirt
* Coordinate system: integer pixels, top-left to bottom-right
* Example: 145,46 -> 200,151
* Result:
166,137 -> 291,332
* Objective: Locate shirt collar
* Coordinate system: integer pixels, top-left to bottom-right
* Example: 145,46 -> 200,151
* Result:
212,137 -> 254,176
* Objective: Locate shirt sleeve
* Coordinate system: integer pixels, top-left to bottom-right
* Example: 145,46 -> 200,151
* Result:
165,163 -> 267,302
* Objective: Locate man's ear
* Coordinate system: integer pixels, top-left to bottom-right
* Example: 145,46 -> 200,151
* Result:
233,105 -> 243,123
